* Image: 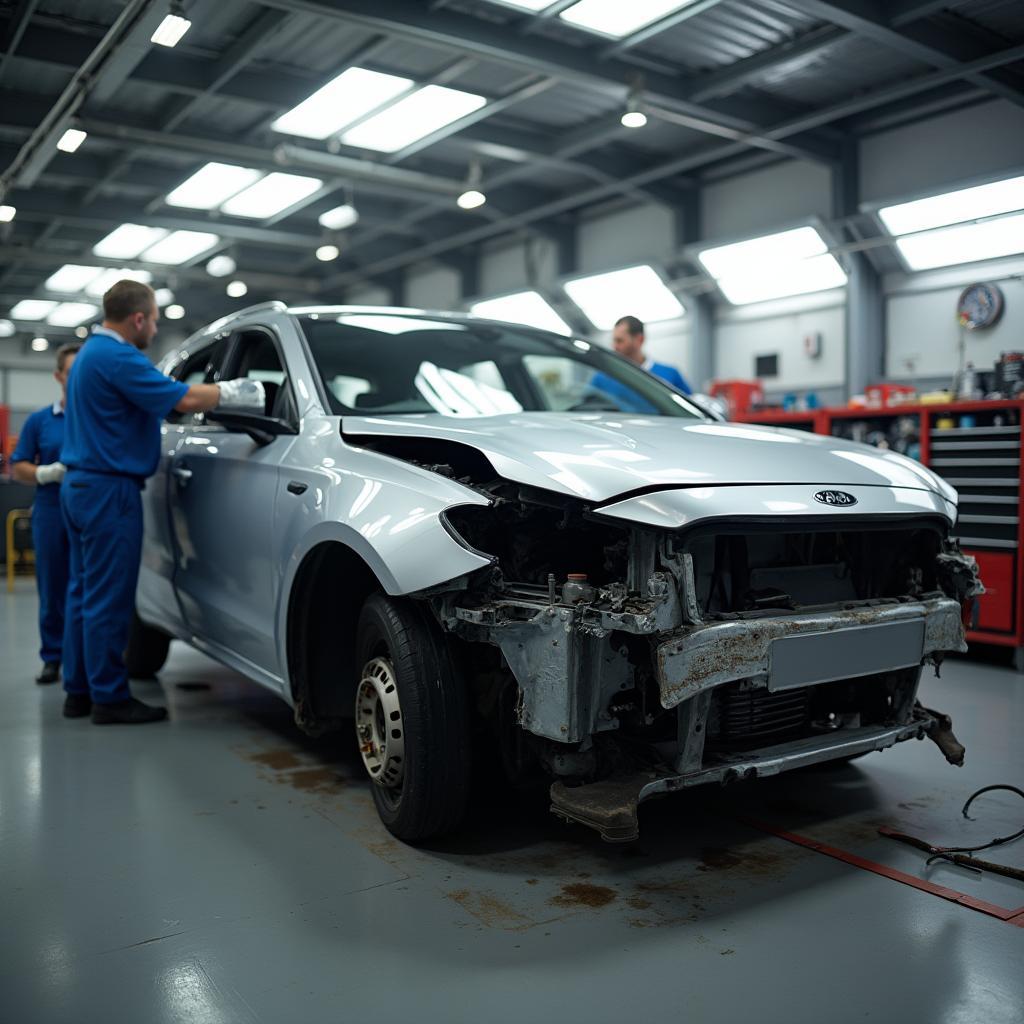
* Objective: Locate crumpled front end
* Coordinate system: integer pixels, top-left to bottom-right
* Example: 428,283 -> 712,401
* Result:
427,475 -> 982,841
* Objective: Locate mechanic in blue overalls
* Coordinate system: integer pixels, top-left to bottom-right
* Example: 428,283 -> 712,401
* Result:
60,280 -> 264,724
10,342 -> 81,685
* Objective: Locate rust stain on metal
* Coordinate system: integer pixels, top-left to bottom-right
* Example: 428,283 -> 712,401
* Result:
548,882 -> 617,909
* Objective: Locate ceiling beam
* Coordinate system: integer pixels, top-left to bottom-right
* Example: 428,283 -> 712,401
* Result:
0,0 -> 40,87
600,0 -> 730,57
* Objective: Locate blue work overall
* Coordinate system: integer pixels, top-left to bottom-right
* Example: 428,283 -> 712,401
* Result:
11,403 -> 69,664
60,328 -> 188,704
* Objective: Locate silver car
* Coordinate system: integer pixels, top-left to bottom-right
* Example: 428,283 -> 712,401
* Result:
132,302 -> 982,842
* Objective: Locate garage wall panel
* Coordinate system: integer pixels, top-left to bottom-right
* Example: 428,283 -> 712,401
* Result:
347,284 -> 392,307
701,161 -> 832,241
406,265 -> 460,310
860,101 -> 1024,204
480,239 -> 558,297
8,370 -> 59,411
576,203 -> 675,273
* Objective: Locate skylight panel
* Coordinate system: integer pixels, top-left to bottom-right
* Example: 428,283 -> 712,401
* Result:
47,302 -> 99,327
140,230 -> 220,265
471,291 -> 572,335
219,173 -> 323,219
340,85 -> 486,153
166,162 -> 264,210
84,268 -> 153,298
698,226 -> 847,305
559,0 -> 699,38
894,213 -> 1024,271
44,265 -> 104,294
10,299 -> 58,321
92,224 -> 168,259
272,67 -> 413,140
878,175 -> 1024,236
563,265 -> 684,330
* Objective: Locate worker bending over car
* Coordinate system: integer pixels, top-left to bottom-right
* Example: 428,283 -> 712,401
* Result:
60,280 -> 264,724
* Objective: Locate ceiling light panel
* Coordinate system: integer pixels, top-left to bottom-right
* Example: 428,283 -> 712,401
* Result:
47,302 -> 99,327
140,230 -> 220,265
84,268 -> 153,298
878,174 -> 1024,236
166,162 -> 264,210
10,299 -> 58,321
563,265 -> 684,330
272,67 -> 413,140
45,265 -> 104,293
488,0 -> 557,9
93,224 -> 168,259
559,0 -> 699,38
698,226 -> 847,305
318,204 -> 359,230
341,84 -> 486,153
151,13 -> 191,47
471,291 -> 572,335
219,173 -> 323,219
895,213 -> 1024,271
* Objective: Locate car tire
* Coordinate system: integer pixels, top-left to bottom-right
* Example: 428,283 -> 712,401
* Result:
354,593 -> 471,843
124,611 -> 172,678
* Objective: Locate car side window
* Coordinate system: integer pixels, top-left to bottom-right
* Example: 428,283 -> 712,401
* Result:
226,328 -> 299,425
165,338 -> 227,423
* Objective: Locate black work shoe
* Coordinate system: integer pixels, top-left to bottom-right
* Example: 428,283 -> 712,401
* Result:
36,662 -> 60,685
91,698 -> 168,725
63,693 -> 92,718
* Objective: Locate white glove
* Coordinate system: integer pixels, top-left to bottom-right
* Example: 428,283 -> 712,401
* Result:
35,462 -> 66,486
217,378 -> 266,411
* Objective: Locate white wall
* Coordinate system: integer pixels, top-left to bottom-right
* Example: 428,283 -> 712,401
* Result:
406,265 -> 460,310
713,292 -> 847,392
885,256 -> 1024,381
860,101 -> 1024,205
479,237 -> 558,297
346,284 -> 391,306
576,202 -> 676,273
702,161 -> 833,240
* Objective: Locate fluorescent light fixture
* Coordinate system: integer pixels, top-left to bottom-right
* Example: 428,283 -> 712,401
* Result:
0,205 -> 15,222
895,213 -> 1024,271
84,267 -> 152,298
318,203 -> 359,230
75,326 -> 88,339
154,288 -> 175,306
166,162 -> 263,210
93,223 -> 168,259
457,189 -> 486,210
165,304 -> 185,320
489,0 -> 557,9
206,254 -> 237,277
273,67 -> 412,141
151,12 -> 191,48
226,280 -> 248,298
45,264 -> 104,293
141,229 -> 220,265
220,172 -> 322,219
10,299 -> 58,321
878,174 -> 1024,235
563,265 -> 684,329
47,302 -> 99,327
31,336 -> 49,352
471,291 -> 572,335
56,128 -> 87,153
0,319 -> 15,337
621,110 -> 647,128
698,226 -> 847,305
559,0 -> 699,38
316,244 -> 340,262
341,84 -> 486,153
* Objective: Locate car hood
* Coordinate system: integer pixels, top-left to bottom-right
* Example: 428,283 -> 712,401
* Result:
342,412 -> 954,505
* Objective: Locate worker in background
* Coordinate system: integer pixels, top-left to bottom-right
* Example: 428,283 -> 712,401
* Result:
60,280 -> 265,725
611,315 -> 692,394
10,343 -> 81,685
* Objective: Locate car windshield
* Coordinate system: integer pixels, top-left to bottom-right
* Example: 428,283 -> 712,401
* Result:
298,312 -> 705,419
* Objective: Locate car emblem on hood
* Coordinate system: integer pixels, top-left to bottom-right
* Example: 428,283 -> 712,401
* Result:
814,490 -> 858,507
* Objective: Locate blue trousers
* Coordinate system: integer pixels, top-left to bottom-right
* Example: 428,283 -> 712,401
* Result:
31,501 -> 70,663
61,471 -> 143,704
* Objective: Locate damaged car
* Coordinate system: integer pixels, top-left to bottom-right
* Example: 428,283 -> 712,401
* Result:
133,302 -> 983,842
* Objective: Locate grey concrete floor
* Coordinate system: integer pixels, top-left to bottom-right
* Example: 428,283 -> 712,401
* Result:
2,580 -> 1023,1024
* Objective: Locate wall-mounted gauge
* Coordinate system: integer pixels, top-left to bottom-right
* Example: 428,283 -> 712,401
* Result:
957,282 -> 1004,330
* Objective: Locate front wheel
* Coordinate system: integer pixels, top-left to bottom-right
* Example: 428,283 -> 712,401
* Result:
354,594 -> 471,842
124,611 -> 171,678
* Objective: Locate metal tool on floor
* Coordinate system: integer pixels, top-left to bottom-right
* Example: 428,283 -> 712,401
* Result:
879,784 -> 1024,883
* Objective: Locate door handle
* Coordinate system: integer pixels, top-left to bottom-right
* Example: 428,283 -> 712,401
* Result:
287,481 -> 307,495
172,465 -> 193,485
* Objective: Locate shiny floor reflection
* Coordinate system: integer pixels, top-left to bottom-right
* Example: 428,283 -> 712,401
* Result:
2,581 -> 1023,1024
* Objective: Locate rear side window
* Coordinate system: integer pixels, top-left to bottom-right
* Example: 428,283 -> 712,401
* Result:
166,339 -> 227,421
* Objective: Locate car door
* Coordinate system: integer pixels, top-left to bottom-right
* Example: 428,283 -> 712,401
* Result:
137,336 -> 228,634
167,324 -> 299,680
